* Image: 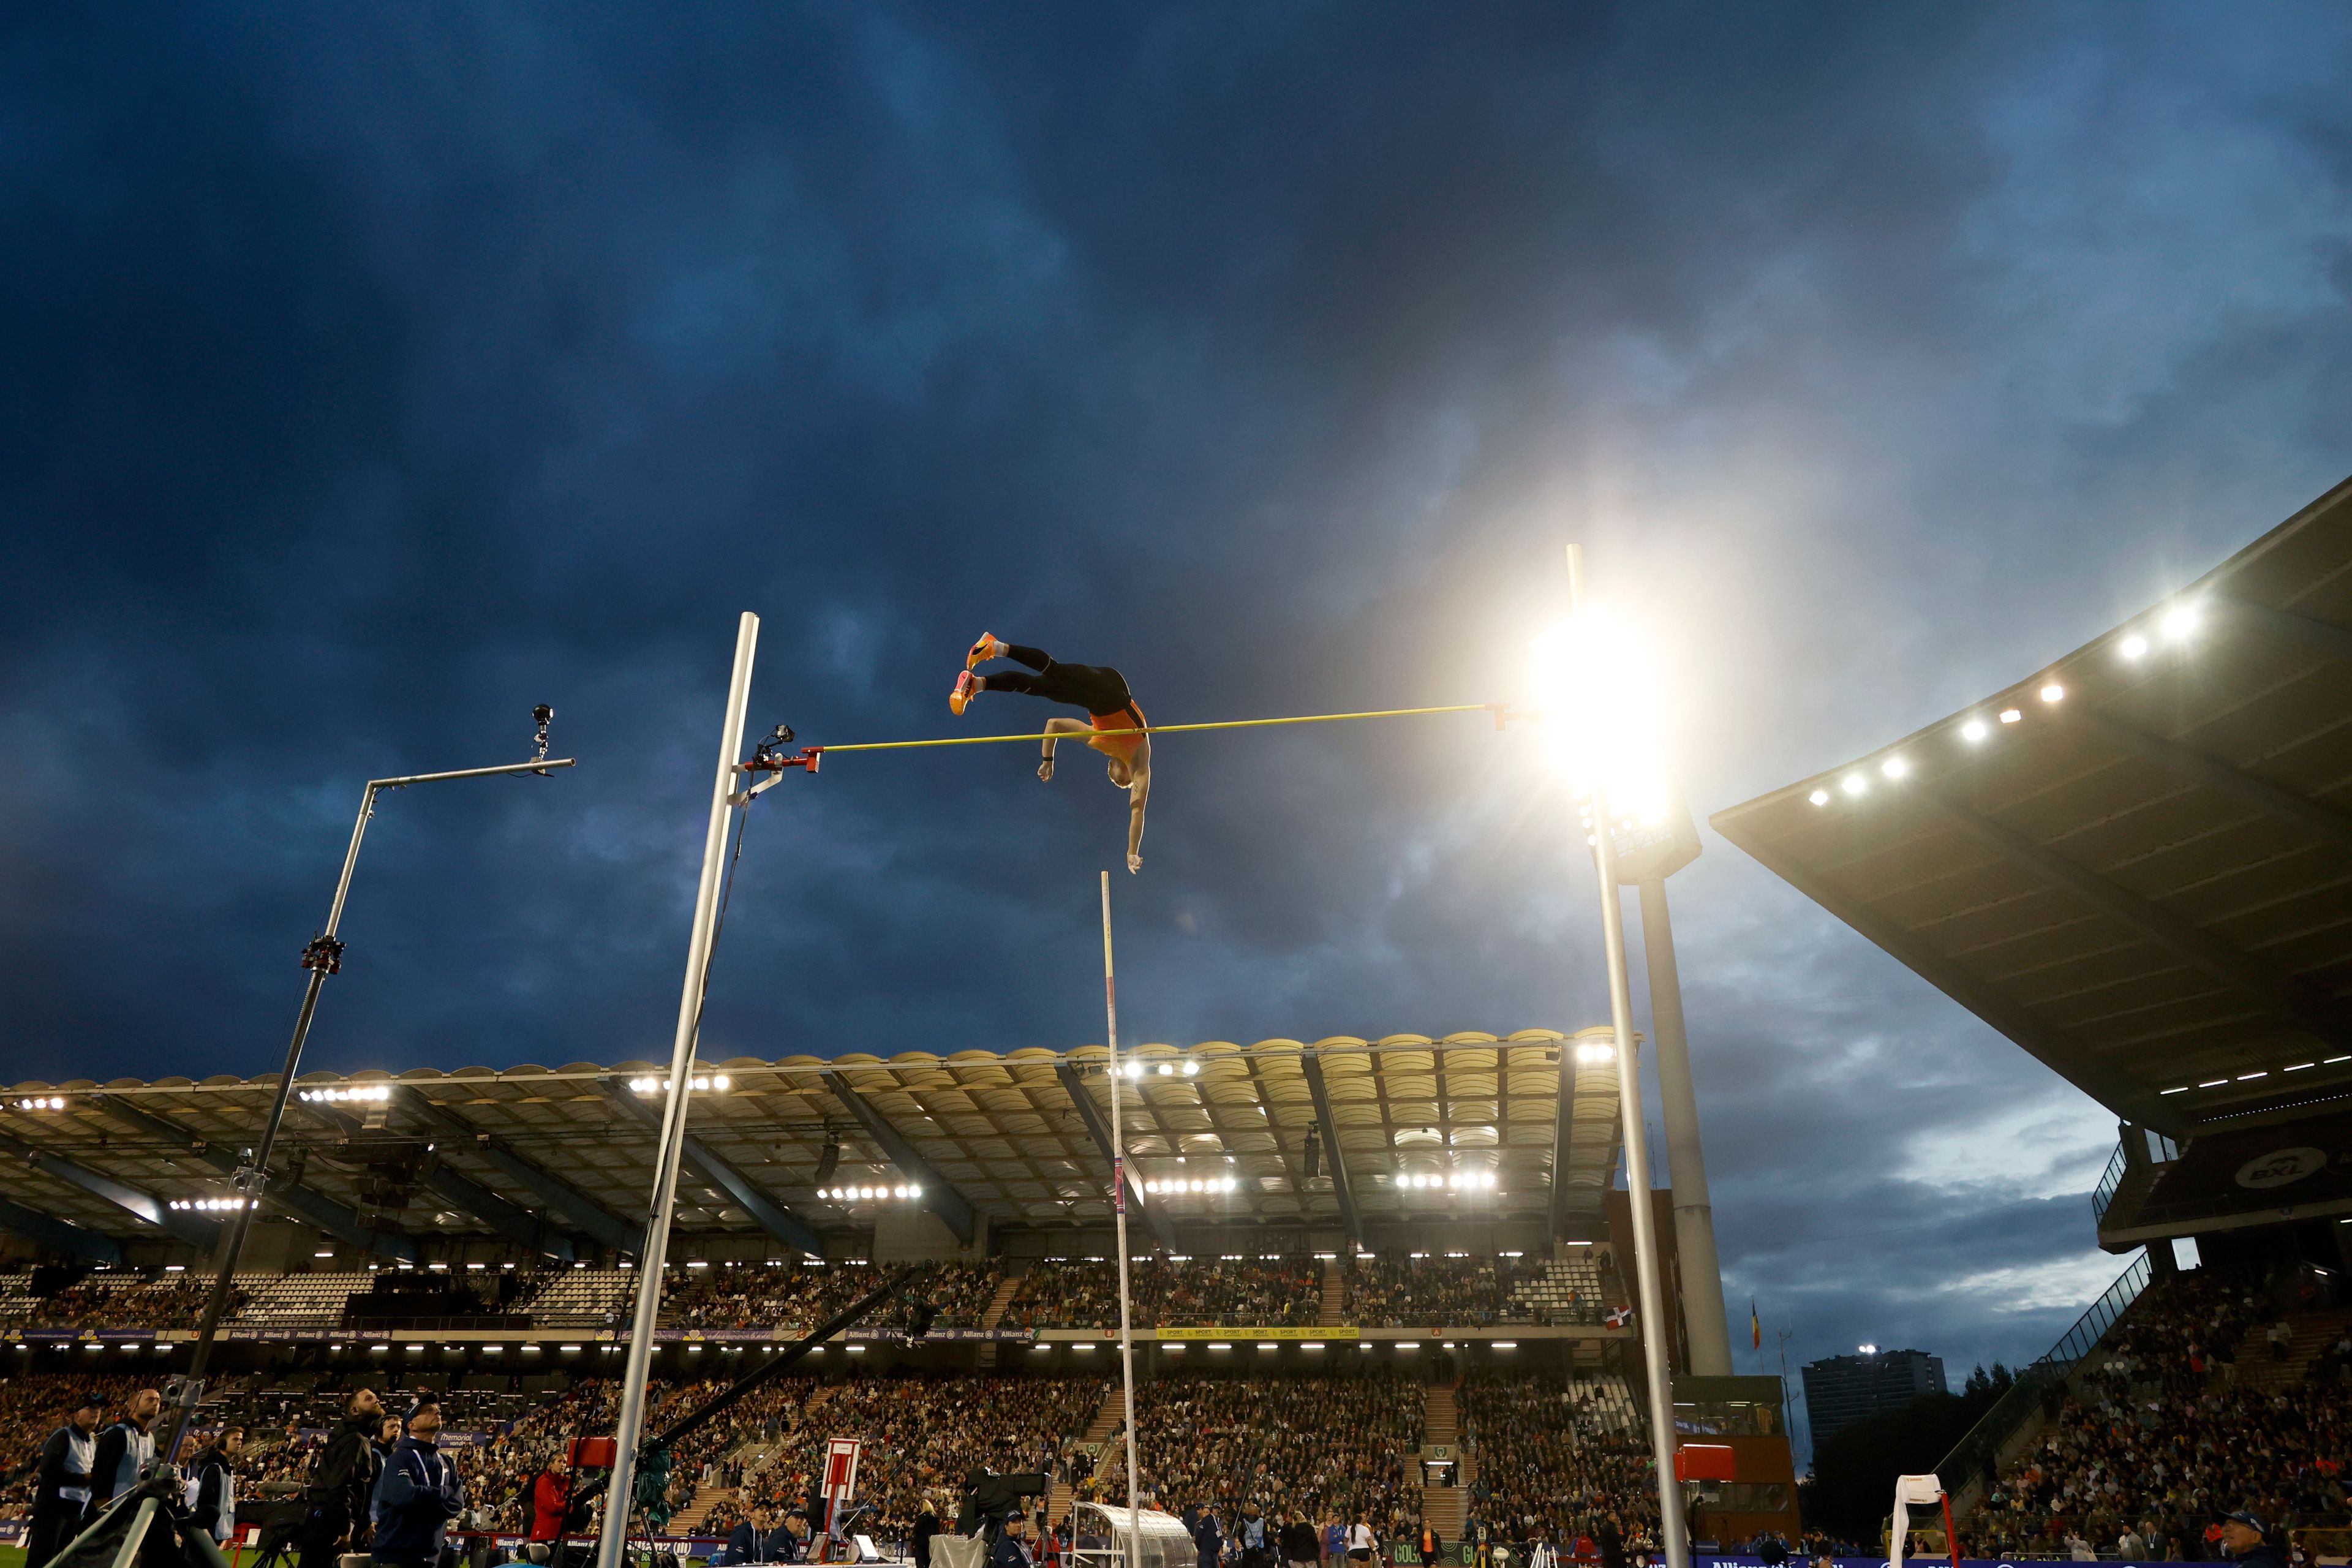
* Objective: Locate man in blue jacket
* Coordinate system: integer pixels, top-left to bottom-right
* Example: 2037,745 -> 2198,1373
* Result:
715,1506 -> 798,1565
1189,1507 -> 1224,1568
989,1512 -> 1036,1568
370,1400 -> 464,1568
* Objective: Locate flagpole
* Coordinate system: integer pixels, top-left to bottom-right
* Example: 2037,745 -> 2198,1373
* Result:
1776,1329 -> 1800,1457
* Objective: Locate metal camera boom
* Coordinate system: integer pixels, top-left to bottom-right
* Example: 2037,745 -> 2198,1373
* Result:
157,709 -> 579,1472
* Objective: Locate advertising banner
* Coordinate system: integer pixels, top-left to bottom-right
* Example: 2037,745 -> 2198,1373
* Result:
1156,1325 -> 1357,1341
595,1325 -> 1035,1345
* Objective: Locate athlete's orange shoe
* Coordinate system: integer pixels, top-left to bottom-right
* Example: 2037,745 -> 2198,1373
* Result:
949,670 -> 979,716
965,632 -> 1001,670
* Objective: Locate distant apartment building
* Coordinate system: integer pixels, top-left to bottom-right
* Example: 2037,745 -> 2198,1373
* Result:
1801,1348 -> 1947,1446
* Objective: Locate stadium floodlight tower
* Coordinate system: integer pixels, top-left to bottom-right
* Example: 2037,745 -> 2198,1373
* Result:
1606,791 -> 1732,1379
1529,548 -> 1692,1568
155,708 -> 577,1493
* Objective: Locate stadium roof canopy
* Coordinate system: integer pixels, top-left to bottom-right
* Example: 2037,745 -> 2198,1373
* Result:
1713,475 -> 2352,1140
0,1030 -> 1623,1261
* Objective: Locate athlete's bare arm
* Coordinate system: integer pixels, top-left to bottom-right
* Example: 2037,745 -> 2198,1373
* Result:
1038,720 -> 1149,873
1125,738 -> 1152,875
1037,715 -> 1092,782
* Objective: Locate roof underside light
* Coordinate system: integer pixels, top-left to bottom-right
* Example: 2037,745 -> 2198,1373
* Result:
2119,633 -> 2149,660
1840,774 -> 1868,797
1959,718 -> 1988,742
1999,708 -> 2022,724
2162,602 -> 2199,642
1880,755 -> 1909,780
1808,788 -> 1831,807
2039,683 -> 2065,704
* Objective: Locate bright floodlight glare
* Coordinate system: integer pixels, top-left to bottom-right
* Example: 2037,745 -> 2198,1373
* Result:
1840,774 -> 1867,797
1880,756 -> 1908,780
298,1084 -> 391,1105
2119,633 -> 2149,660
1182,1060 -> 1199,1076
2162,602 -> 2199,641
2040,683 -> 2065,704
1529,605 -> 1672,826
1808,788 -> 1830,807
1960,718 -> 1988,742
1999,708 -> 2022,725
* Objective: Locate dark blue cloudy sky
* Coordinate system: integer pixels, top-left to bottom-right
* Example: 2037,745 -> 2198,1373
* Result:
4,3 -> 2350,1442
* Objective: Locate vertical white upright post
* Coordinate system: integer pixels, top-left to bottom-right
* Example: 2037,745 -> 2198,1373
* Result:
1101,872 -> 1142,1567
1566,548 -> 1689,1568
596,611 -> 761,1568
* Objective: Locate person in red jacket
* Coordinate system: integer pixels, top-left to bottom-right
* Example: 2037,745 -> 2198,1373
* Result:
530,1458 -> 571,1550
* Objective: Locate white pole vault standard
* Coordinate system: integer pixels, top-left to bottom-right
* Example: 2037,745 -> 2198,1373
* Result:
1566,546 -> 1690,1568
1101,872 -> 1142,1568
597,611 -> 761,1568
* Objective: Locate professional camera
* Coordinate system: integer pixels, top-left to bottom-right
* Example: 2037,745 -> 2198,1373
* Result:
957,1470 -> 1049,1544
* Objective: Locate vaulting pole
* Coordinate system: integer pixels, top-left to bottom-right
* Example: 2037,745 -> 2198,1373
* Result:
1101,872 -> 1142,1567
597,612 -> 760,1568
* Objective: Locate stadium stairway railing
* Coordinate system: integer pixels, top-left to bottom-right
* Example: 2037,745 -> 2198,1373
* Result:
1936,1248 -> 2154,1516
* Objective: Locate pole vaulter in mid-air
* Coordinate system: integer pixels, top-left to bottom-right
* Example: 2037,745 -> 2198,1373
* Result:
951,633 -> 1152,873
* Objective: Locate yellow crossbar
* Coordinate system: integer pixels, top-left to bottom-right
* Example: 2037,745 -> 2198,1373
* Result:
812,703 -> 1497,753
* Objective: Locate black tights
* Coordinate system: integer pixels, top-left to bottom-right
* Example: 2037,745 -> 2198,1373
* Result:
982,645 -> 1136,720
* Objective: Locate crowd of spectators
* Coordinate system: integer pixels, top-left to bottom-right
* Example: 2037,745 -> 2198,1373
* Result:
1343,1255 -> 1539,1329
1085,1369 -> 1425,1532
1004,1257 -> 1319,1329
725,1373 -> 1107,1543
1458,1370 -> 1657,1556
29,1277 -> 247,1330
1970,1265 -> 2352,1558
660,1263 -> 1000,1333
2,1253 -> 1634,1342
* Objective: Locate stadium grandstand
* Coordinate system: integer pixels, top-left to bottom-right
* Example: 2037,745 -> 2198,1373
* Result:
0,1028 -> 1800,1561
1716,472 -> 2352,1555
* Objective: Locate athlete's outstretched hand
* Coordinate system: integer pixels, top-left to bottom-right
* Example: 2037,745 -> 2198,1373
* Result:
1127,852 -> 1142,875
1038,757 -> 1055,783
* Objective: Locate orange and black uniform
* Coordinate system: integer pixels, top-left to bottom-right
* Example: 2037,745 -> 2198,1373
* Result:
987,646 -> 1146,758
